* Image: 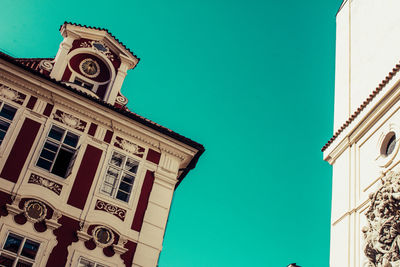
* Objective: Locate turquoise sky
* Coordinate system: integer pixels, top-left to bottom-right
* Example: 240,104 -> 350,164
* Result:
0,1 -> 342,266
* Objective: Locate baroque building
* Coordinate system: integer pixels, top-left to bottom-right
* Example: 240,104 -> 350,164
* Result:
0,22 -> 204,267
323,1 -> 400,266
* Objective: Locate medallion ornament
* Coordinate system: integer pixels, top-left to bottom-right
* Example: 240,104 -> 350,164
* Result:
28,173 -> 63,195
23,200 -> 47,223
95,199 -> 126,221
92,226 -> 114,247
363,171 -> 400,267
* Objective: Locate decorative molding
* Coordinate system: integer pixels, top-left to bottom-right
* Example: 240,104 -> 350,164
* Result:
94,199 -> 126,221
0,83 -> 26,104
114,136 -> 145,158
80,40 -> 115,61
39,60 -> 54,72
53,110 -> 87,131
28,173 -> 63,195
362,171 -> 400,266
115,94 -> 128,106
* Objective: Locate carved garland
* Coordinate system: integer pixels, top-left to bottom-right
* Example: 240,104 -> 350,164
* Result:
114,136 -> 145,158
363,171 -> 400,267
94,199 -> 126,221
28,173 -> 63,195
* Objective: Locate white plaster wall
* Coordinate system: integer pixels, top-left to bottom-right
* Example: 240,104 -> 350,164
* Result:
330,216 -> 350,267
334,2 -> 350,131
331,147 -> 350,222
350,0 -> 400,113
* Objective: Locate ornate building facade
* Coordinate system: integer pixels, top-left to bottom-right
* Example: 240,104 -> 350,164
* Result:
323,1 -> 400,266
0,22 -> 204,267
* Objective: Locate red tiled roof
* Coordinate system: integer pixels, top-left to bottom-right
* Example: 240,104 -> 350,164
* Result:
321,61 -> 400,152
0,51 -> 204,187
61,22 -> 140,62
14,58 -> 53,76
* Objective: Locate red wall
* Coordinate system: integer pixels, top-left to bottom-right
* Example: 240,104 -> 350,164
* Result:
0,118 -> 41,183
67,145 -> 103,209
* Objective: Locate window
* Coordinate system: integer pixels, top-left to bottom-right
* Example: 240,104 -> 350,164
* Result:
0,102 -> 17,145
77,257 -> 109,267
36,125 -> 80,178
73,78 -> 94,90
101,151 -> 139,202
0,233 -> 40,267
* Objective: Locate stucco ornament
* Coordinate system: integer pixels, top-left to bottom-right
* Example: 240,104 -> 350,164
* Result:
116,138 -> 144,156
363,171 -> 400,267
0,84 -> 24,103
53,112 -> 85,130
80,40 -> 115,61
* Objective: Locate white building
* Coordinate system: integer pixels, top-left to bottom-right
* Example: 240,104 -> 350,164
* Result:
0,22 -> 204,267
323,1 -> 400,266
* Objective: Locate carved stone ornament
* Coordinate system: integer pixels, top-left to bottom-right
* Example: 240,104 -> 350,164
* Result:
95,199 -> 126,221
53,110 -> 86,131
363,171 -> 400,267
23,200 -> 47,223
92,226 -> 114,248
0,84 -> 26,104
115,137 -> 144,157
39,60 -> 54,72
28,173 -> 63,195
80,40 -> 115,61
115,94 -> 128,106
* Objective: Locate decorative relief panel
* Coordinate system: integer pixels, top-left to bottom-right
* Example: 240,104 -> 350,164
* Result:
28,173 -> 63,195
53,110 -> 87,131
95,199 -> 126,221
363,171 -> 400,267
114,136 -> 145,158
0,83 -> 26,104
80,40 -> 116,61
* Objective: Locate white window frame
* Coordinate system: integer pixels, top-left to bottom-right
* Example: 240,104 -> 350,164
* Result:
0,100 -> 18,146
0,232 -> 41,267
77,256 -> 109,267
100,150 -> 140,203
35,124 -> 80,178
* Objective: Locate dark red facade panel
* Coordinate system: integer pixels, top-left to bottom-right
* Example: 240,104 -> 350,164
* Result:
0,191 -> 12,217
121,241 -> 137,266
104,130 -> 113,143
146,149 -> 161,165
131,170 -> 155,232
0,118 -> 41,183
26,96 -> 37,110
88,123 -> 98,136
46,216 -> 80,267
43,103 -> 54,117
67,145 -> 103,209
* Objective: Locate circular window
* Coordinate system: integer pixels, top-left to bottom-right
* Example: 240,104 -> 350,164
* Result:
93,226 -> 114,247
381,132 -> 397,157
24,200 -> 46,222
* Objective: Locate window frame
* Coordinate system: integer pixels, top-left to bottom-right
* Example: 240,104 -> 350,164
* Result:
0,232 -> 41,267
0,100 -> 18,146
100,150 -> 141,203
77,256 -> 109,267
35,124 -> 81,179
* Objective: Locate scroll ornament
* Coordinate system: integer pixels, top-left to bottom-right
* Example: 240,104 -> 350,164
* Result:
363,171 -> 400,267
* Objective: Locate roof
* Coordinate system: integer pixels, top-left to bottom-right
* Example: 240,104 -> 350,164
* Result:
321,61 -> 400,152
0,51 -> 204,186
61,22 -> 139,62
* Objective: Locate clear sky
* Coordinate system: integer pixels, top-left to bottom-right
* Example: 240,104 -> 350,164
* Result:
0,0 -> 343,266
